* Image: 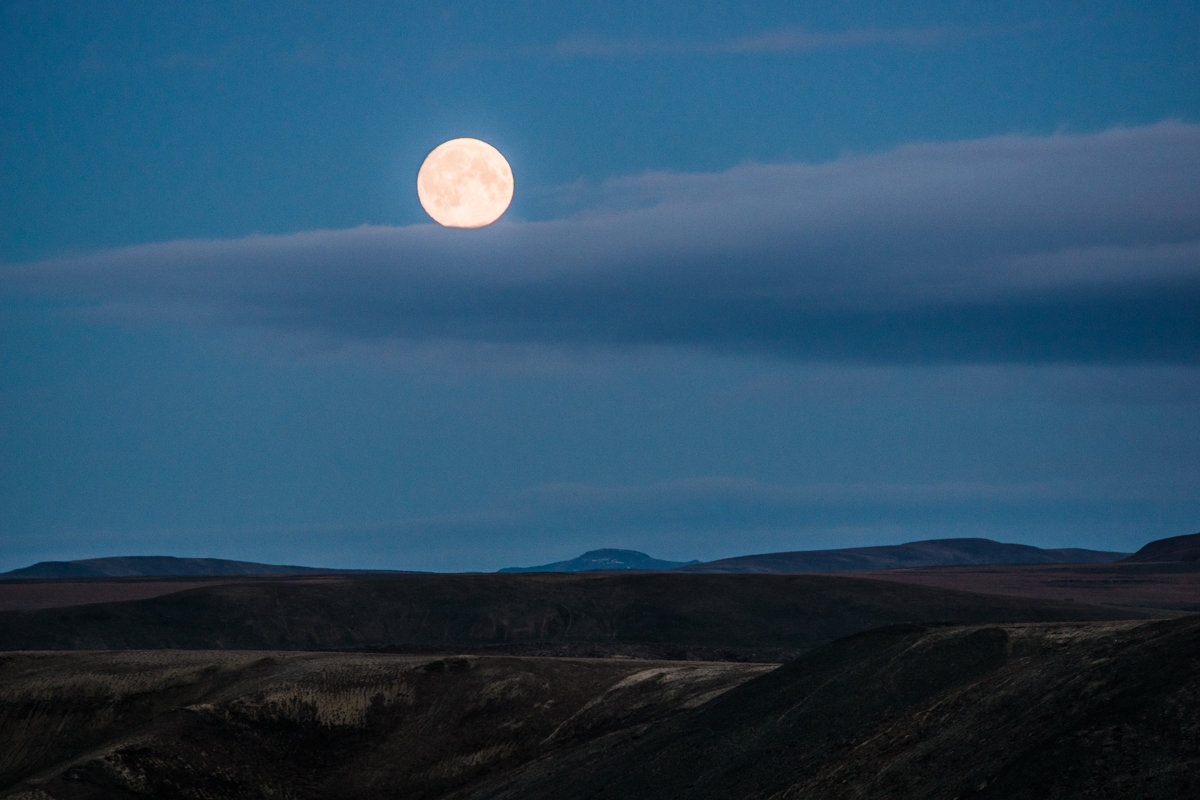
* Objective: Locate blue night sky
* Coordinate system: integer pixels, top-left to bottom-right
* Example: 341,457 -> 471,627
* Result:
2,1 -> 1199,572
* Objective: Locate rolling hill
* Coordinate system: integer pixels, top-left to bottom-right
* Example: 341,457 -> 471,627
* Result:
1122,531 -> 1200,563
498,548 -> 698,572
0,537 -> 1132,582
0,571 -> 1150,661
0,555 -> 378,580
680,537 -> 1128,573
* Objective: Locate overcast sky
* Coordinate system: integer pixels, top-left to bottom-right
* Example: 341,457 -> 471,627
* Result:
3,2 -> 1198,571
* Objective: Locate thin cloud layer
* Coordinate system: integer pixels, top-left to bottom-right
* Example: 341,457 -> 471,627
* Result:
6,122 -> 1199,364
516,24 -> 984,59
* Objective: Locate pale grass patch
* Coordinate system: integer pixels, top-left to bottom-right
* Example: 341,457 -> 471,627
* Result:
603,662 -> 773,694
225,660 -> 423,727
0,651 -> 275,703
999,620 -> 1148,656
476,673 -> 540,704
542,662 -> 775,743
231,680 -> 415,727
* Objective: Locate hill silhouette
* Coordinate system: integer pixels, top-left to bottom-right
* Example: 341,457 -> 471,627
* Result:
499,548 -> 697,572
1122,531 -> 1200,563
681,537 -> 1127,573
0,555 -> 381,580
1,536 -> 1128,582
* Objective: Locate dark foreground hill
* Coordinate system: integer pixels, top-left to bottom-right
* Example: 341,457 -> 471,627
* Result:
499,548 -> 698,572
0,555 -> 377,580
681,537 -> 1128,573
3,616 -> 1196,799
1123,531 -> 1200,563
471,616 -> 1200,800
0,572 -> 1150,661
0,650 -> 771,799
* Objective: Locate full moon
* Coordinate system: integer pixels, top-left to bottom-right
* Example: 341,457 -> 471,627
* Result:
417,138 -> 514,228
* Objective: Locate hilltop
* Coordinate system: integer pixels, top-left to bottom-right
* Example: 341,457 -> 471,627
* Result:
1122,531 -> 1200,563
499,548 -> 697,572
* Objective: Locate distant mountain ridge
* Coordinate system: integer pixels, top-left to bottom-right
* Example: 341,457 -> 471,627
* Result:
0,536 -> 1146,580
678,537 -> 1128,574
0,556 -> 370,580
499,549 -> 698,573
501,539 -> 1128,576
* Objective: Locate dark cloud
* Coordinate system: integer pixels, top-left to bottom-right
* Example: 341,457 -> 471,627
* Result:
6,123 -> 1199,364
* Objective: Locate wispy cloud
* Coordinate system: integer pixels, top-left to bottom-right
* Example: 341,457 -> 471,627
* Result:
493,23 -> 1000,61
713,25 -> 967,53
5,122 -> 1199,364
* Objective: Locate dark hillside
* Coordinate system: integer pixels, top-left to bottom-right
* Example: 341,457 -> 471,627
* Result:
1122,531 -> 1200,563
0,572 -> 1149,660
470,615 -> 1200,800
854,560 -> 1200,613
0,651 -> 770,799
